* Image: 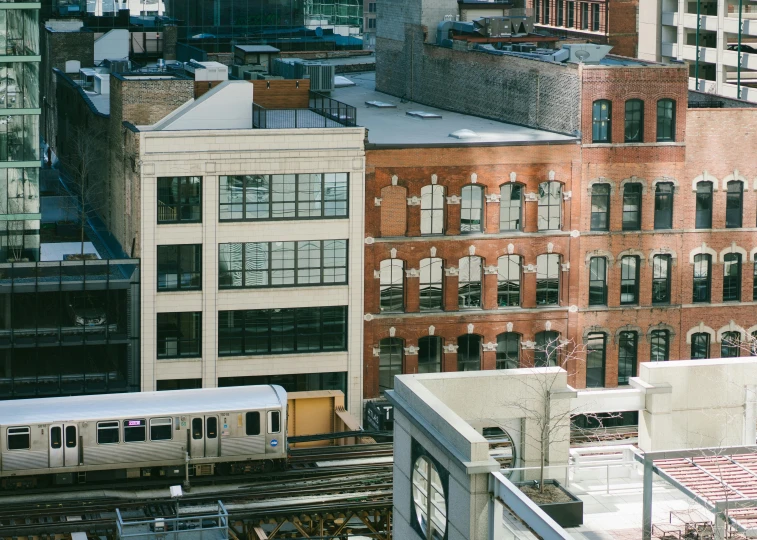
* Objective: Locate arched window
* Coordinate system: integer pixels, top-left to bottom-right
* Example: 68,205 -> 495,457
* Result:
586,333 -> 607,388
460,185 -> 484,233
620,256 -> 639,305
458,256 -> 483,309
693,254 -> 711,303
650,330 -> 669,361
588,256 -> 607,306
590,184 -> 610,231
592,99 -> 612,143
617,331 -> 638,385
691,332 -> 710,359
418,336 -> 442,373
695,181 -> 713,229
500,183 -> 523,231
419,257 -> 444,311
622,182 -> 642,231
652,255 -> 672,304
536,254 -> 560,305
654,182 -> 674,229
497,255 -> 521,307
721,331 -> 741,358
379,259 -> 404,312
535,330 -> 561,367
726,181 -> 743,228
457,334 -> 481,371
496,333 -> 520,369
420,184 -> 445,235
624,99 -> 644,142
656,99 -> 675,142
378,337 -> 403,393
419,258 -> 444,311
537,181 -> 562,231
723,253 -> 741,302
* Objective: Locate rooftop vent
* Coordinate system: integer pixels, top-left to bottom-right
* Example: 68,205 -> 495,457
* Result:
449,129 -> 479,139
406,111 -> 442,119
366,100 -> 397,108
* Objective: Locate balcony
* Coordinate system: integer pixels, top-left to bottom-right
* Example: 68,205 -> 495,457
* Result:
252,91 -> 357,129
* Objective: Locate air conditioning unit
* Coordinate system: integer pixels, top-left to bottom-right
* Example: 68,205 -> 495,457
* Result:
300,63 -> 335,92
562,44 -> 613,64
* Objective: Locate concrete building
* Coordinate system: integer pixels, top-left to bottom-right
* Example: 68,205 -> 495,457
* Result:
639,0 -> 757,103
526,0 -> 639,57
359,0 -> 757,402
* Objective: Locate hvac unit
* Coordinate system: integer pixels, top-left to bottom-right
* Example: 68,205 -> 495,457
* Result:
300,63 -> 335,92
562,44 -> 613,64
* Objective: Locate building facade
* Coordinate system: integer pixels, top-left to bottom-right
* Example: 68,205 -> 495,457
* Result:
639,0 -> 757,103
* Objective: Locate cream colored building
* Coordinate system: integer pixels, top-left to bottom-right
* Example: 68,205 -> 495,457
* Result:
124,81 -> 365,412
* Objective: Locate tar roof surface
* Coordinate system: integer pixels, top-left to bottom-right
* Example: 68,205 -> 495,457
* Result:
0,386 -> 284,425
330,71 -> 577,147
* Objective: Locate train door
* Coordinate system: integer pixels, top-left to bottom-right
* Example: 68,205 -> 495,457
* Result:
49,424 -> 78,467
189,416 -> 219,458
190,417 -> 204,458
265,410 -> 281,454
205,416 -> 219,457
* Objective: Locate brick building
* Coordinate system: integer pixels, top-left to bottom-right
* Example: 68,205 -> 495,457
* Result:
359,0 -> 757,400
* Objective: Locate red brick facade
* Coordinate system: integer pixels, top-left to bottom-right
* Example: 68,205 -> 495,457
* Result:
363,63 -> 757,399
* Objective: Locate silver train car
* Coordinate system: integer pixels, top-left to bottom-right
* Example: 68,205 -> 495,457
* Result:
0,385 -> 287,488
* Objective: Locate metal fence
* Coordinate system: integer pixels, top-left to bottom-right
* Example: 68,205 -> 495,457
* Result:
252,91 -> 357,129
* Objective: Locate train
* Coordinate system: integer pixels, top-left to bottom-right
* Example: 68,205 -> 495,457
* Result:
0,385 -> 288,489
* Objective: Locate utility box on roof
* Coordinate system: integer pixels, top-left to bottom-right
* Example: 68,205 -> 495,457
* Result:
233,45 -> 280,72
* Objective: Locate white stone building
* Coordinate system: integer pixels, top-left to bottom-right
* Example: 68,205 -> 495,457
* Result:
126,81 -> 365,412
639,0 -> 757,102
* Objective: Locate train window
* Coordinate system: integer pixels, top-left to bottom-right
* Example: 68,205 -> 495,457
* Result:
50,427 -> 62,449
192,418 -> 203,440
97,421 -> 120,444
206,417 -> 218,439
65,426 -> 77,448
150,418 -> 173,441
268,411 -> 280,434
245,412 -> 260,436
8,426 -> 30,450
123,419 -> 146,443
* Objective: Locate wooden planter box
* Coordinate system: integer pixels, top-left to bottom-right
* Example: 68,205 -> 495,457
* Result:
515,479 -> 583,528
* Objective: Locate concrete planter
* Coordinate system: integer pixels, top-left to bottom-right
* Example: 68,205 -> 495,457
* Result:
515,479 -> 583,528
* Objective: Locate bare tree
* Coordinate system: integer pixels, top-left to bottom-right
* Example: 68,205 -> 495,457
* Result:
58,125 -> 107,258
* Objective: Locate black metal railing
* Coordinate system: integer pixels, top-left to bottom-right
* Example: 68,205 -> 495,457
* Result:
252,91 -> 357,129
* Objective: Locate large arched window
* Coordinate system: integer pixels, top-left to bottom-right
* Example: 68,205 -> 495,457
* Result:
693,254 -> 711,303
497,255 -> 521,307
695,181 -> 713,229
624,99 -> 644,142
496,332 -> 520,369
418,336 -> 442,374
457,334 -> 481,371
379,259 -> 404,312
420,184 -> 445,235
538,182 -> 562,231
378,337 -> 403,393
419,257 -> 444,311
458,256 -> 482,309
500,183 -> 523,231
460,185 -> 484,233
536,254 -> 560,305
592,99 -> 612,143
726,181 -> 743,228
721,331 -> 741,358
656,99 -> 675,142
723,253 -> 741,302
535,330 -> 560,367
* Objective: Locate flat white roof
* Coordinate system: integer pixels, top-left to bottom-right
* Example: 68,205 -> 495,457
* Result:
0,385 -> 284,425
330,72 -> 577,147
236,45 -> 280,53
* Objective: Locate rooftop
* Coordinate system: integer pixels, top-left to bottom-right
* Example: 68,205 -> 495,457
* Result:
235,45 -> 281,53
330,71 -> 577,147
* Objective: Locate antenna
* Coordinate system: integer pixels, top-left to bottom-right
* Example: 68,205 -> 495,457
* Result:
575,50 -> 590,63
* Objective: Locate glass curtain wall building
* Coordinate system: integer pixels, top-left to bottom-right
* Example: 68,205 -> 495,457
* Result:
0,2 -> 40,264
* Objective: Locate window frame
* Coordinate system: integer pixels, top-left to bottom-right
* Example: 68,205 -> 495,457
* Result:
157,244 -> 202,292
588,256 -> 607,306
592,2 -> 600,31
695,181 -> 713,229
123,419 -> 147,443
96,420 -> 120,445
723,253 -> 742,302
586,333 -> 606,388
496,332 -> 520,369
246,412 -> 261,436
617,331 -> 638,385
653,182 -> 674,230
620,256 -> 640,305
624,99 -> 644,143
692,254 -> 711,303
499,183 -> 523,232
726,181 -> 743,229
592,99 -> 611,143
380,258 -> 405,312
691,332 -> 710,359
621,182 -> 642,231
460,184 -> 484,233
150,417 -> 173,441
535,330 -> 561,367
157,311 -> 202,359
420,184 -> 445,235
419,257 -> 444,311
590,183 -> 610,231
378,337 -> 404,393
537,181 -> 562,231
536,253 -> 560,306
656,99 -> 676,142
418,336 -> 442,374
457,334 -> 482,371
721,331 -> 741,358
650,330 -> 669,361
157,176 -> 202,224
458,256 -> 483,310
581,1 -> 589,29
652,255 -> 671,304
557,0 -> 564,25
497,255 -> 521,307
567,0 -> 575,26
7,426 -> 30,450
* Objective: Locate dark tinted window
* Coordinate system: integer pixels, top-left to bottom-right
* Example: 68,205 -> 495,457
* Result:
192,418 -> 203,440
65,426 -> 77,448
586,333 -> 606,388
654,183 -> 673,229
50,426 -> 62,449
622,183 -> 642,230
723,253 -> 741,302
656,99 -> 675,142
695,182 -> 712,229
620,256 -> 639,305
592,99 -> 611,143
157,312 -> 202,359
650,330 -> 669,361
157,176 -> 201,223
617,332 -> 638,385
269,411 -> 281,434
124,419 -> 146,443
693,254 -> 711,303
588,257 -> 607,306
652,255 -> 671,304
624,99 -> 643,142
246,412 -> 261,436
157,245 -> 202,291
379,337 -> 403,393
457,334 -> 482,371
150,418 -> 173,441
590,184 -> 610,231
97,421 -> 119,444
418,336 -> 442,374
7,427 -> 30,450
726,181 -> 743,228
206,417 -> 218,439
691,333 -> 710,359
